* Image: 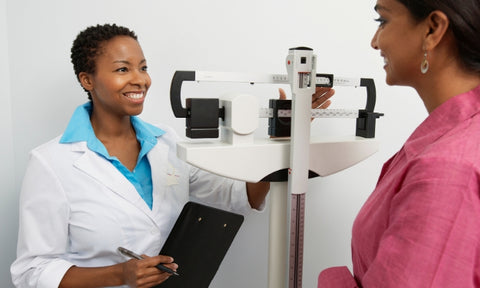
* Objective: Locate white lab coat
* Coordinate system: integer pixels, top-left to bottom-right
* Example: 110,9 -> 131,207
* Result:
11,124 -> 251,288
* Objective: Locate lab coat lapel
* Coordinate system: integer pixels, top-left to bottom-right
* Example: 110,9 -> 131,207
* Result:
148,141 -> 169,210
71,142 -> 155,219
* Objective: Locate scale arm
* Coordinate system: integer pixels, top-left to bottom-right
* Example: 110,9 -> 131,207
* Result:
170,70 -> 196,118
360,78 -> 376,112
170,70 -> 383,139
356,78 -> 384,138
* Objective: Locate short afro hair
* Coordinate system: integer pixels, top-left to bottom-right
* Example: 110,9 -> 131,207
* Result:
70,24 -> 138,99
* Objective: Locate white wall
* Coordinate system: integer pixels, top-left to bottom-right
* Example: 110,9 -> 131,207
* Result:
1,0 -> 17,285
2,0 -> 428,287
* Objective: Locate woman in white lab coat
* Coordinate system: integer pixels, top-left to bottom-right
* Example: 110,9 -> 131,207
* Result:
11,24 -> 333,288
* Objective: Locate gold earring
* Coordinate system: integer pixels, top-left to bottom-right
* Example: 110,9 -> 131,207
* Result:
421,51 -> 429,74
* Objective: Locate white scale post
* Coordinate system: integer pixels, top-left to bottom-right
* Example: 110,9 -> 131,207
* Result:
285,47 -> 315,288
169,47 -> 382,288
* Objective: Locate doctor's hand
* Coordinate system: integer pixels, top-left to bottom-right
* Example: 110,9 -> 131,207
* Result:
278,87 -> 334,110
122,254 -> 178,288
278,87 -> 335,121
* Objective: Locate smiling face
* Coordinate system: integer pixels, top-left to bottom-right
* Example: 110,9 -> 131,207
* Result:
79,35 -> 151,119
371,0 -> 427,86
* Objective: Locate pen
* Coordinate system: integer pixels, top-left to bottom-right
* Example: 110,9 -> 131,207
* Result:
117,246 -> 179,276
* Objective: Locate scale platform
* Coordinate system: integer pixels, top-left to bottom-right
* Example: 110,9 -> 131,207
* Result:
176,135 -> 379,183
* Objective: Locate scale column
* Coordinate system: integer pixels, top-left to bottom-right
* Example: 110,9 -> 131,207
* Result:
285,47 -> 316,288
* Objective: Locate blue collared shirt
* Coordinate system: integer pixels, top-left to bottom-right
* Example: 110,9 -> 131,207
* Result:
60,102 -> 165,209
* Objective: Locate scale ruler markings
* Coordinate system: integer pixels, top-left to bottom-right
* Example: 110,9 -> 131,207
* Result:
289,193 -> 305,288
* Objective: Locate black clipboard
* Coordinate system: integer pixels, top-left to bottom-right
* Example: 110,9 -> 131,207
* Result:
154,201 -> 244,288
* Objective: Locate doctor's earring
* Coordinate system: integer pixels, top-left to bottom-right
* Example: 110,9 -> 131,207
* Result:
421,51 -> 429,74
